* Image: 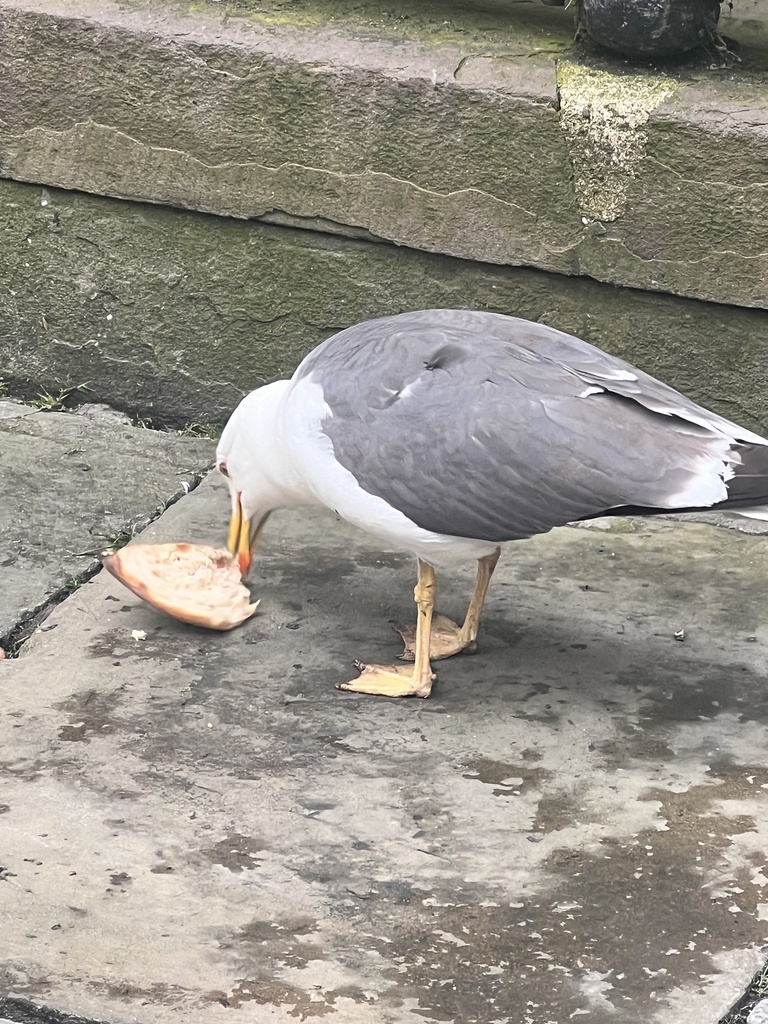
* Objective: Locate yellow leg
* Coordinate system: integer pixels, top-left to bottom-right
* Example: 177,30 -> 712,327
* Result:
397,547 -> 501,661
456,547 -> 501,649
338,559 -> 438,698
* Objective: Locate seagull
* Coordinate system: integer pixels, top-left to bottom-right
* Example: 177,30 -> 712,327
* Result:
216,309 -> 768,699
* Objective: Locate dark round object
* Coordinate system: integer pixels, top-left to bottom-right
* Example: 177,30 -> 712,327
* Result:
577,0 -> 722,58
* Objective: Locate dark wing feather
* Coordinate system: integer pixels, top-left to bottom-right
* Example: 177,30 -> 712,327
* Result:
297,311 -> 768,542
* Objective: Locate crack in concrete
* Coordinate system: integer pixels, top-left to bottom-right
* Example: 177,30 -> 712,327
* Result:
0,467 -> 212,657
0,995 -> 110,1024
644,155 -> 768,192
187,54 -> 265,82
593,236 -> 768,265
257,207 -> 388,244
3,120 -> 541,222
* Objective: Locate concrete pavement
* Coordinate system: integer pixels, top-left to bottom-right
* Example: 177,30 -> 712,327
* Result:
2,424 -> 768,1023
0,400 -> 214,647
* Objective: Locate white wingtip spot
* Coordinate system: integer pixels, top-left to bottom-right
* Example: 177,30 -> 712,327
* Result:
665,444 -> 733,508
599,369 -> 638,382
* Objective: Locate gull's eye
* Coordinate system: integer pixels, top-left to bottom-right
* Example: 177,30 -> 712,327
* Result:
218,462 -> 230,478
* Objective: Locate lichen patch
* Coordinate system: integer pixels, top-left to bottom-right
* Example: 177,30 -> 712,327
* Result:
557,62 -> 676,222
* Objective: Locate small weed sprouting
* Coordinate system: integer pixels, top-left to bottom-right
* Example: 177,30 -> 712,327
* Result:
94,499 -> 173,556
177,422 -> 222,440
31,381 -> 92,412
97,523 -> 142,553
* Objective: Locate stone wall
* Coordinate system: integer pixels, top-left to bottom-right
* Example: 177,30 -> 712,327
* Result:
3,179 -> 767,430
0,0 -> 767,427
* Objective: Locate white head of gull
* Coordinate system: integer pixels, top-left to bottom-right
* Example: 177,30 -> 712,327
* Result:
216,309 -> 768,699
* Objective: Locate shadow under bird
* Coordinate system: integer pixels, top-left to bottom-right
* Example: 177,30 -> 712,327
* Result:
216,309 -> 768,698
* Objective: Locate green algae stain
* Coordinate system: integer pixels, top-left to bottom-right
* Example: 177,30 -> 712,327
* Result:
146,0 -> 575,50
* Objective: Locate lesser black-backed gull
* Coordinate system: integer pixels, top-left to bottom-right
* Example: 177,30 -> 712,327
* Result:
216,310 -> 768,698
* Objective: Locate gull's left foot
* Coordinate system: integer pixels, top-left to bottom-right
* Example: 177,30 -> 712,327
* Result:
394,613 -> 477,662
337,661 -> 436,698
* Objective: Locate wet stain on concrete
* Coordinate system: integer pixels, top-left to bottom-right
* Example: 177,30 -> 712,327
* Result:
204,833 -> 265,872
88,626 -> 216,669
533,790 -> 583,834
462,757 -> 551,797
108,871 -> 132,889
637,664 -> 768,725
591,662 -> 768,770
55,688 -> 122,742
327,830 -> 763,1024
214,742 -> 768,1023
225,978 -> 338,1015
592,726 -> 675,767
313,734 -> 358,756
9,508 -> 768,1024
350,882 -> 563,1023
150,863 -> 175,875
0,966 -> 53,998
94,979 -> 194,1006
213,915 -> 357,1016
226,916 -> 325,970
264,545 -> 361,588
121,646 -> 369,782
105,789 -> 143,805
0,757 -> 43,781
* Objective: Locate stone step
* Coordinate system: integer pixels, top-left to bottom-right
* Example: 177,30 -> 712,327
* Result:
1,0 -> 767,309
2,179 -> 768,432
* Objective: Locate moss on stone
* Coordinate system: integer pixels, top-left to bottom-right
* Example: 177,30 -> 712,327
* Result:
171,0 -> 575,49
1,178 -> 767,433
2,2 -> 767,308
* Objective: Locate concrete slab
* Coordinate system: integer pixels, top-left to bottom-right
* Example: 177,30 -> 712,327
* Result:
1,474 -> 768,1023
0,403 -> 214,645
1,0 -> 767,309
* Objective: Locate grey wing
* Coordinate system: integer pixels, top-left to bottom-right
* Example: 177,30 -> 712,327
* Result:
298,311 -> 768,542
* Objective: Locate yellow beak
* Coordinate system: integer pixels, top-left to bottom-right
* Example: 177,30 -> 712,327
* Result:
227,493 -> 270,578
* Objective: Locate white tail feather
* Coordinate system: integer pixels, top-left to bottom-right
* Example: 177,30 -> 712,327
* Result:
733,505 -> 768,522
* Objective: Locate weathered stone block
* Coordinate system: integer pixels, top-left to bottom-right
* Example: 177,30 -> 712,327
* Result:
0,0 -> 767,308
2,179 -> 768,432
